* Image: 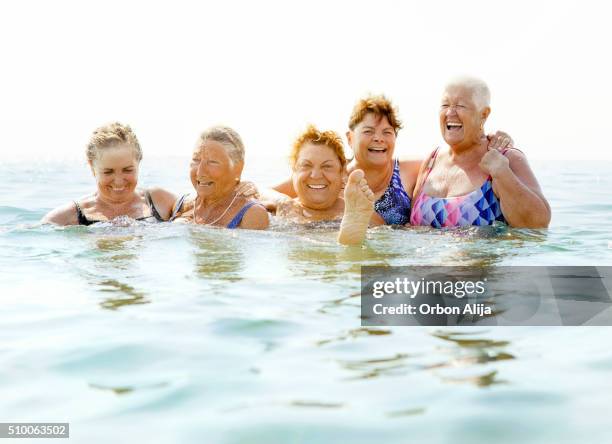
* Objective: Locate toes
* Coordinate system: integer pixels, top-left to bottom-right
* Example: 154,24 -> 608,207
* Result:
347,169 -> 365,185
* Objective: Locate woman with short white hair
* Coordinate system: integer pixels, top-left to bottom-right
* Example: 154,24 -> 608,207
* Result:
409,76 -> 550,228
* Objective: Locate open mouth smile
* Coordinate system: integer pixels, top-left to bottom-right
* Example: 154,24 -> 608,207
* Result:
446,122 -> 463,131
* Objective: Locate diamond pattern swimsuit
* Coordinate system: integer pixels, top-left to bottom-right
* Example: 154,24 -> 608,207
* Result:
409,148 -> 507,228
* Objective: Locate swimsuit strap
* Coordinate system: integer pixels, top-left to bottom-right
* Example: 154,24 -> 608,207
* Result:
413,147 -> 441,201
144,190 -> 164,221
169,194 -> 189,221
74,201 -> 94,226
393,158 -> 400,174
227,201 -> 258,229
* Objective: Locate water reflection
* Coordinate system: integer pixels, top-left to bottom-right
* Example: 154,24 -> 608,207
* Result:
189,228 -> 245,282
338,353 -> 412,380
83,232 -> 151,310
97,279 -> 149,310
440,370 -> 507,387
316,327 -> 391,346
284,235 -> 405,282
89,381 -> 168,395
427,330 -> 515,388
386,407 -> 426,418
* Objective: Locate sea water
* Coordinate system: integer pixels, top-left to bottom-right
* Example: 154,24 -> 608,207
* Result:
1,157 -> 611,443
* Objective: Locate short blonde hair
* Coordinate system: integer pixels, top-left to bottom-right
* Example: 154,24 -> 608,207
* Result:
198,125 -> 245,164
86,122 -> 142,163
348,94 -> 402,133
290,125 -> 347,169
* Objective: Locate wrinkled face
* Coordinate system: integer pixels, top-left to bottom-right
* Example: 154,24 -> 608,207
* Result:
292,142 -> 344,210
439,86 -> 490,147
190,140 -> 243,200
348,113 -> 396,167
90,145 -> 139,202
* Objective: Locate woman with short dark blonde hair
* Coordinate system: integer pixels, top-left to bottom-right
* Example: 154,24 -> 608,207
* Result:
42,122 -> 178,226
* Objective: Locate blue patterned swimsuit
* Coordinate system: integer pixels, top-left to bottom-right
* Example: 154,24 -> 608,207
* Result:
373,159 -> 411,225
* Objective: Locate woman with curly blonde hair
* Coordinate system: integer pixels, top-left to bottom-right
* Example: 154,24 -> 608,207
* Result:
273,125 -> 370,223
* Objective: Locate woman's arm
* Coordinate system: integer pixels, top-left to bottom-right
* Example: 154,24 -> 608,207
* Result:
41,202 -> 79,226
480,149 -> 551,228
240,204 -> 270,230
272,179 -> 297,198
258,188 -> 293,213
148,187 -> 178,221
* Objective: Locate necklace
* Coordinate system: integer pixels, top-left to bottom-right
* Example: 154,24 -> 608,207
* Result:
365,163 -> 394,195
194,192 -> 239,226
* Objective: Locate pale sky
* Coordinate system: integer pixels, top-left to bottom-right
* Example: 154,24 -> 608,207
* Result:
1,0 -> 610,168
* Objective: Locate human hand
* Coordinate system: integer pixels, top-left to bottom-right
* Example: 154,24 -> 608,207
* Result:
479,148 -> 510,178
486,131 -> 514,151
236,181 -> 260,199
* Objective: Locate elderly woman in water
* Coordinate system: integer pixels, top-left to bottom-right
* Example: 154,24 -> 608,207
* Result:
272,95 -> 513,227
172,126 -> 269,229
273,125 -> 365,223
42,122 -> 178,225
338,76 -> 551,244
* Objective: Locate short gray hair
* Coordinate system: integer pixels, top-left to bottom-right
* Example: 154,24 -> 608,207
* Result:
444,76 -> 491,111
198,126 -> 245,164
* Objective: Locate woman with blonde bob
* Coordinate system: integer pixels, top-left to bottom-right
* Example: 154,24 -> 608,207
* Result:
274,125 -> 370,223
172,126 -> 269,229
42,122 -> 178,225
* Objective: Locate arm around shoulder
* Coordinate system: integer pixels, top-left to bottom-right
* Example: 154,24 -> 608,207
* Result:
240,203 -> 269,230
272,179 -> 297,198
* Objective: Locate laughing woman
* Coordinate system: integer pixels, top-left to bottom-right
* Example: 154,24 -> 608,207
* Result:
272,95 -> 513,227
338,76 -> 551,244
42,122 -> 178,225
172,126 -> 269,230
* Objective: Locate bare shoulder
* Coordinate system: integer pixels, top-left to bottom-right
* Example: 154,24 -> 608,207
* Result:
502,148 -> 546,195
504,148 -> 527,161
398,158 -> 425,175
146,187 -> 178,220
172,195 -> 195,222
147,187 -> 177,202
505,149 -> 535,175
41,201 -> 79,226
240,202 -> 269,230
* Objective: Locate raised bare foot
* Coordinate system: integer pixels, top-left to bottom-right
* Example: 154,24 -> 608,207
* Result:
338,169 -> 375,245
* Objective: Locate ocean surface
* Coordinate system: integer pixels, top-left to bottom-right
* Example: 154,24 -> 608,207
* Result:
1,157 -> 612,443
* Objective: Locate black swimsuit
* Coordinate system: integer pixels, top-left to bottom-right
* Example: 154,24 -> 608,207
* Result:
74,191 -> 165,226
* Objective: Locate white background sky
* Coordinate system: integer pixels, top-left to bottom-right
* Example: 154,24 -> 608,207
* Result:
1,0 -> 611,168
